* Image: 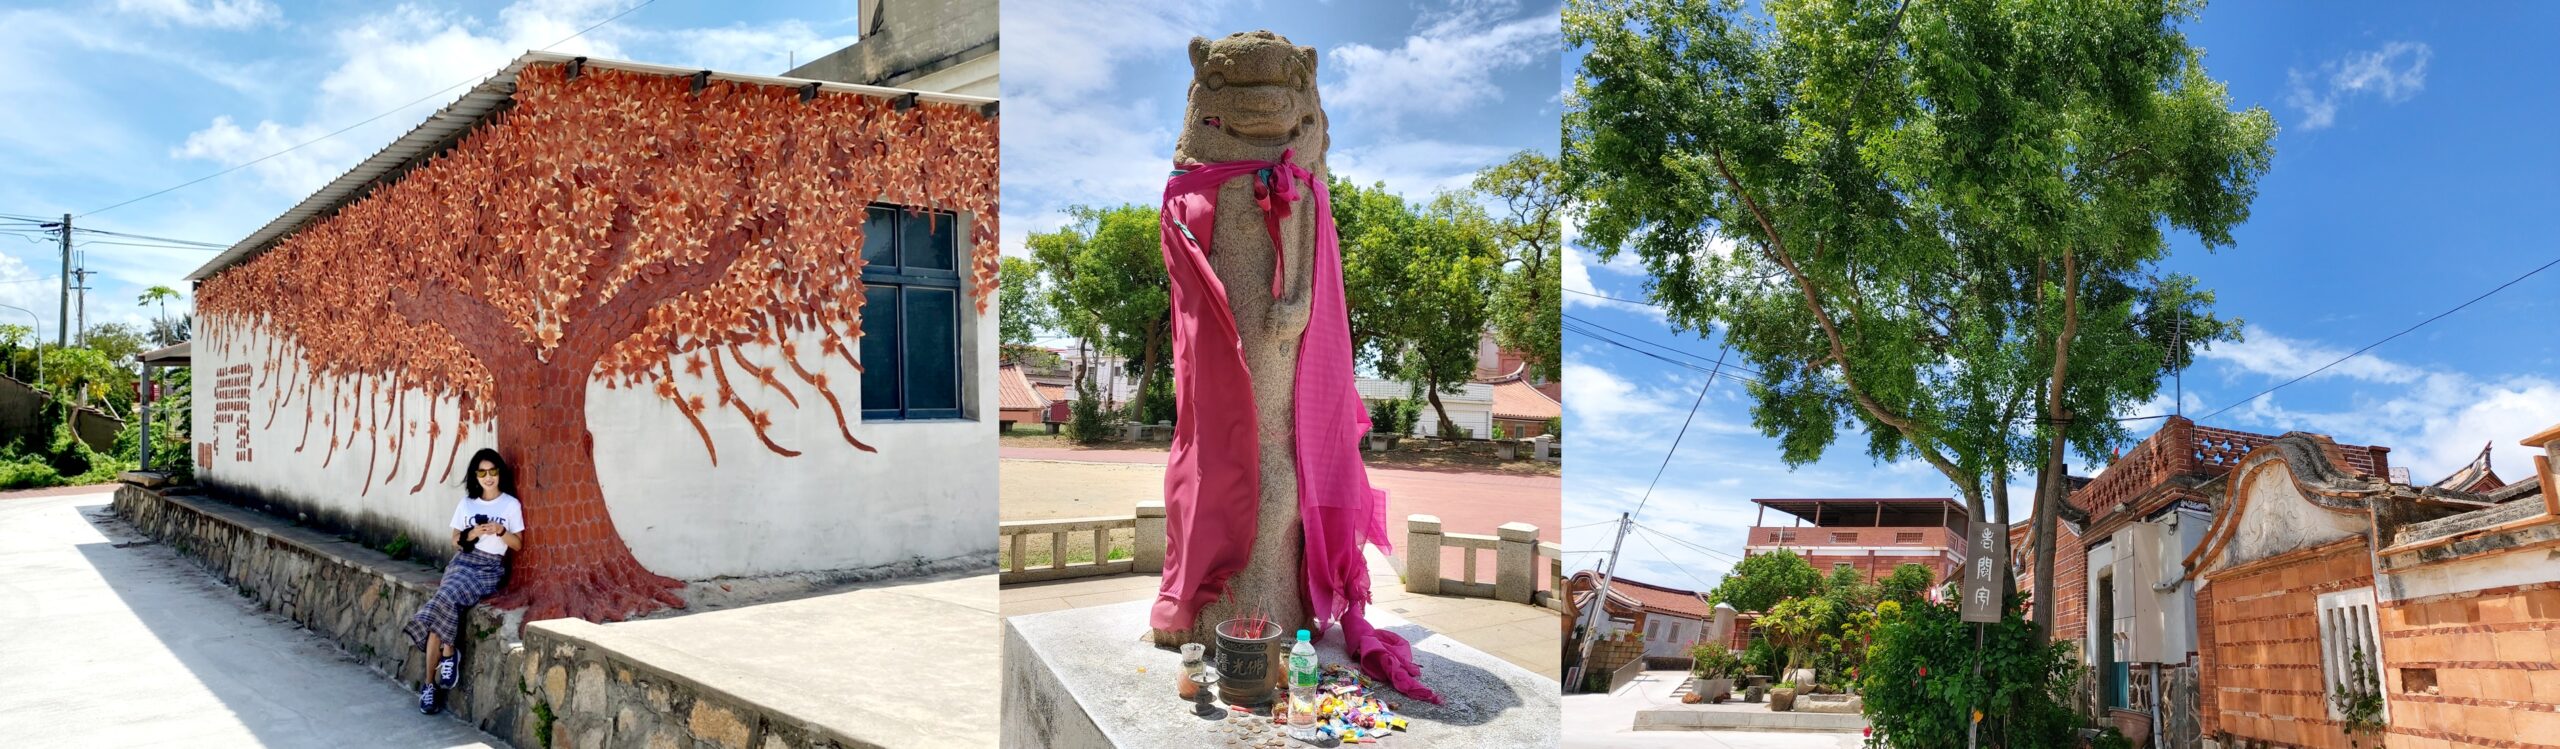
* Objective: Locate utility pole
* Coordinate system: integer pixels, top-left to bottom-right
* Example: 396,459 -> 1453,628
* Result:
57,213 -> 70,347
1566,512 -> 1636,692
72,261 -> 90,348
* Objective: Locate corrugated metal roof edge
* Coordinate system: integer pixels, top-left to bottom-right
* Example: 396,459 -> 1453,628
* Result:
187,50 -> 998,282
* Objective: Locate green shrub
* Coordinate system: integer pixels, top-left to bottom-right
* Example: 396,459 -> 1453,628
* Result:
1063,376 -> 1111,444
2090,728 -> 2133,749
1859,595 -> 2083,748
1691,645 -> 1741,680
1742,638 -> 1782,677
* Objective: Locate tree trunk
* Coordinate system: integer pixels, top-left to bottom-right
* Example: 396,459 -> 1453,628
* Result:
1131,318 -> 1166,421
2030,252 -> 2082,640
479,357 -> 686,623
1425,380 -> 1457,438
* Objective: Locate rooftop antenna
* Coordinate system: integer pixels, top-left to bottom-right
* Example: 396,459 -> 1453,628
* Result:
2166,315 -> 2187,417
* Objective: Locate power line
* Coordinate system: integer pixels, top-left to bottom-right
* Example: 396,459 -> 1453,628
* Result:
74,240 -> 226,252
1632,520 -> 1745,564
1629,524 -> 1722,592
70,227 -> 227,248
1631,346 -> 1727,521
1565,286 -> 1664,307
80,0 -> 660,218
2195,255 -> 2560,422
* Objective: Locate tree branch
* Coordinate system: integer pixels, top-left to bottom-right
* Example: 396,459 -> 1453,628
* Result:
1710,147 -> 1971,495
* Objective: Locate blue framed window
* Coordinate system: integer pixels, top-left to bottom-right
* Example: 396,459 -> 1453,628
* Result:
859,205 -> 965,421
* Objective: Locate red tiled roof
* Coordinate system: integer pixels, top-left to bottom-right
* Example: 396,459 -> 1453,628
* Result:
1032,383 -> 1068,403
1571,571 -> 1713,620
1488,376 -> 1560,422
997,364 -> 1043,411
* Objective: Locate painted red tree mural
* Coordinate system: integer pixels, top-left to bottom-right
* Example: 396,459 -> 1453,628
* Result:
195,63 -> 999,623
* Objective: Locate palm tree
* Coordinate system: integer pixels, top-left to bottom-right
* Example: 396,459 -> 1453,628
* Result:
138,286 -> 180,346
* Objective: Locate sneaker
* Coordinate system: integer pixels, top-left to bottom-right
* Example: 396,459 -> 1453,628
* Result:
419,682 -> 442,715
436,654 -> 460,689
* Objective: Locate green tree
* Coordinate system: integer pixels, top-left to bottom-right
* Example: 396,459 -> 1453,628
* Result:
1879,563 -> 1937,606
0,323 -> 31,381
1338,184 -> 1502,437
1757,594 -> 1836,682
138,285 -> 181,344
997,255 -> 1052,357
1705,548 -> 1821,613
1472,151 -> 1564,381
38,347 -> 122,415
1027,205 -> 1172,423
1565,0 -> 2269,636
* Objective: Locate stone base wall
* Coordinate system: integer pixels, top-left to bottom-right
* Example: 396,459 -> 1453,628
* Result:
114,482 -> 886,749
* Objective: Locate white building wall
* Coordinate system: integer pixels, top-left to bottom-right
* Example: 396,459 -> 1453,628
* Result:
1645,614 -> 1707,659
192,288 -> 996,581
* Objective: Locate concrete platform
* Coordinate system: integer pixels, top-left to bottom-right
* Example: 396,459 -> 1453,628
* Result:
1633,700 -> 1869,732
542,571 -> 1001,749
1003,599 -> 1559,748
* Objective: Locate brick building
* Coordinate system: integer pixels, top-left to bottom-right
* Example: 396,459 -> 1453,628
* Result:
2187,426 -> 2559,749
1746,497 -> 1968,584
2005,418 -> 2390,746
1565,571 -> 1726,663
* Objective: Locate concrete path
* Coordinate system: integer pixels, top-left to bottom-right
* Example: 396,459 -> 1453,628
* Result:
1001,546 -> 1562,678
543,571 -> 1000,749
1562,670 -> 1862,748
0,488 -> 499,748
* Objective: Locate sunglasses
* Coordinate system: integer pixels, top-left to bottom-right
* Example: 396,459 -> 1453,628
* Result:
475,468 -> 501,478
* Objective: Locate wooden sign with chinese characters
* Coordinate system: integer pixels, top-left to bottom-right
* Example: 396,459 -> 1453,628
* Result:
1959,518 -> 2009,623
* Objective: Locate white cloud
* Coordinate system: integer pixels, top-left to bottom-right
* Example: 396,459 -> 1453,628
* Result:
2286,41 -> 2431,131
1563,360 -> 1683,445
997,1 -> 1228,266
114,0 -> 279,30
1329,139 -> 1516,199
2199,323 -> 2423,384
166,1 -> 852,200
1002,0 -> 1216,99
0,253 -> 57,342
1327,2 -> 1559,130
2200,325 -> 2560,485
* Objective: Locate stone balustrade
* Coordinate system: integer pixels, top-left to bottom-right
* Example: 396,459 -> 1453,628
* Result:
1403,515 -> 1553,606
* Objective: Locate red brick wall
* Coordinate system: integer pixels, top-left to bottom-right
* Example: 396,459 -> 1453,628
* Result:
2198,540 -> 2374,749
1795,552 -> 1955,586
2376,580 -> 2560,748
2011,520 -> 2088,646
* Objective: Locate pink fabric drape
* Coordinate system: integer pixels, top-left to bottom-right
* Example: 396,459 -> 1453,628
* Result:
1151,151 -> 1438,704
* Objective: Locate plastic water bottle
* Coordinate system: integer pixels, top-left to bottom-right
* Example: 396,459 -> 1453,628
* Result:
1287,630 -> 1319,739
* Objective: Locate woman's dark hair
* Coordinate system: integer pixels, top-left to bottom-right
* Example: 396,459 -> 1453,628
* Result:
463,448 -> 516,499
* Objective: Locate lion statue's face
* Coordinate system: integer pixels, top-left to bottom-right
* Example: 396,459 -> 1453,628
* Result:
1175,31 -> 1327,166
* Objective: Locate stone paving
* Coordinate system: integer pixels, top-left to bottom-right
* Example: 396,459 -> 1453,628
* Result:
999,545 -> 1562,679
1562,670 -> 1863,748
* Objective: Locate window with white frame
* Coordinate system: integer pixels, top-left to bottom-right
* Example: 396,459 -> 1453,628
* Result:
2316,587 -> 2387,721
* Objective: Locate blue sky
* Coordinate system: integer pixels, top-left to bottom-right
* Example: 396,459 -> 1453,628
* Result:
998,0 -> 1562,291
1562,2 -> 2560,593
0,0 -> 870,342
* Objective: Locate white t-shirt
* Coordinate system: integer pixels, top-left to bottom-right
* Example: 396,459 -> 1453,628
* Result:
449,493 -> 527,556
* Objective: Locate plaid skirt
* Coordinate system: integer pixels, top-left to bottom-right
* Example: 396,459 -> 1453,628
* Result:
403,550 -> 507,651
